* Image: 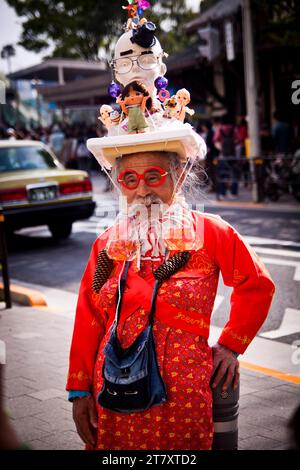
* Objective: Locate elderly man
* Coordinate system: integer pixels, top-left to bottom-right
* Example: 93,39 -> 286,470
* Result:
66,1 -> 274,451
66,146 -> 275,450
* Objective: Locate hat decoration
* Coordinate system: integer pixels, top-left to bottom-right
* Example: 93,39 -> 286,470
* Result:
122,0 -> 151,31
86,1 -> 207,261
89,1 -> 206,170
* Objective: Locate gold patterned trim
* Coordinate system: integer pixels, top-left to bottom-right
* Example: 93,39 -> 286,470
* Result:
223,327 -> 251,345
174,312 -> 209,329
68,370 -> 90,381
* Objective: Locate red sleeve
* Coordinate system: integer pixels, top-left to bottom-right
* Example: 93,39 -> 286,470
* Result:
66,232 -> 110,391
204,215 -> 275,354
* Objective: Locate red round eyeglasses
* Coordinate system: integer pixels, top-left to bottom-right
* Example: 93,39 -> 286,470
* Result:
117,166 -> 169,190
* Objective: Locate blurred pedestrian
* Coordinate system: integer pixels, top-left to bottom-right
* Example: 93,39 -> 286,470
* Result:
76,135 -> 91,174
272,111 -> 292,157
235,116 -> 249,188
49,124 -> 65,158
6,128 -> 17,140
203,120 -> 219,192
39,127 -> 50,145
213,115 -> 239,200
61,128 -> 77,168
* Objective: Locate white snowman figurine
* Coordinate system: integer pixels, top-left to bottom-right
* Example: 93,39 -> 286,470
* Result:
112,28 -> 167,107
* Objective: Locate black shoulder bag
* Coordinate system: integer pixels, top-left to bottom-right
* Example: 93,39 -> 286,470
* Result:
97,250 -> 191,413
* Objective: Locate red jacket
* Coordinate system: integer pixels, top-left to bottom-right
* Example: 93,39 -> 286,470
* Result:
66,212 -> 275,392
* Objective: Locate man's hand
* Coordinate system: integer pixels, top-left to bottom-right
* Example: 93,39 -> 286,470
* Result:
72,396 -> 98,447
211,343 -> 240,391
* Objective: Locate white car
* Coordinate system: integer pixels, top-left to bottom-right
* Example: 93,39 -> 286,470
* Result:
0,140 -> 95,239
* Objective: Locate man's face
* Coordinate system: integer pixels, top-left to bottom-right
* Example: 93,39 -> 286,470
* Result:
113,31 -> 166,95
117,152 -> 174,206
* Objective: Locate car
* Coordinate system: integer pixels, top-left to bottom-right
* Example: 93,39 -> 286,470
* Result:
0,140 -> 96,239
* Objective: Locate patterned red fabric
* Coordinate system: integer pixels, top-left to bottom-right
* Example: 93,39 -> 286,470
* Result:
66,212 -> 275,450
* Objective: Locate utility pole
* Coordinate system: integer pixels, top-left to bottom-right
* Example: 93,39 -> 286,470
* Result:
242,0 -> 260,202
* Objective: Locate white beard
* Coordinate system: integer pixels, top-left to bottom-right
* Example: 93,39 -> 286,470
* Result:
127,196 -> 167,258
124,194 -> 192,259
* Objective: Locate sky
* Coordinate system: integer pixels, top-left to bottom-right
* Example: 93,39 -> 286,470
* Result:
0,0 -> 202,74
0,0 -> 52,74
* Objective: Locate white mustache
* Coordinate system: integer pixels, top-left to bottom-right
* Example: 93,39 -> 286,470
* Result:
130,194 -> 164,207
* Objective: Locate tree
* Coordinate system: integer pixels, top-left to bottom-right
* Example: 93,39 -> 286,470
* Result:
5,0 -> 198,60
252,0 -> 300,48
150,1 -> 199,54
200,0 -> 300,48
1,44 -> 16,73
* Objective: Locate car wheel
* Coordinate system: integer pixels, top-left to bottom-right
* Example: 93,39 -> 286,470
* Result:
48,222 -> 72,240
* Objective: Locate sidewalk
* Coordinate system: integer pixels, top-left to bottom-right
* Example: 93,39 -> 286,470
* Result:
1,283 -> 299,450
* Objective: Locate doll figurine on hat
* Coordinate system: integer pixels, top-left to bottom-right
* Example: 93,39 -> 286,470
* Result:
163,95 -> 179,120
98,105 -> 121,130
118,80 -> 152,133
122,1 -> 149,30
175,88 -> 195,122
112,4 -> 166,104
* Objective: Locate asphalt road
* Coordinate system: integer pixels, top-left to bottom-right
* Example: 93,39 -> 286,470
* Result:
6,193 -> 300,349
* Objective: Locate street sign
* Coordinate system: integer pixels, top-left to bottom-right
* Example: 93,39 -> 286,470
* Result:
224,21 -> 235,61
198,26 -> 220,62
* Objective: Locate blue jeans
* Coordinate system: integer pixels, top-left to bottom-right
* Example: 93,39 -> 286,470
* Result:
217,160 -> 239,196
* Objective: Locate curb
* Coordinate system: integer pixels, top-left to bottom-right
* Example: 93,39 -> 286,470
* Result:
240,361 -> 300,385
0,283 -> 47,307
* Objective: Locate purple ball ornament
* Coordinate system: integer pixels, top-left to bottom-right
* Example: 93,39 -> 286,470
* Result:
108,81 -> 121,99
155,76 -> 168,91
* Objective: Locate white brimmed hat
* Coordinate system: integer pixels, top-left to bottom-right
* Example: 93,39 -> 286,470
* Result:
87,117 -> 206,170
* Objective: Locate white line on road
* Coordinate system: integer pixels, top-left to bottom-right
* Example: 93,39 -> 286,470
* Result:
261,257 -> 300,281
253,247 -> 300,258
260,308 -> 300,339
245,236 -> 300,248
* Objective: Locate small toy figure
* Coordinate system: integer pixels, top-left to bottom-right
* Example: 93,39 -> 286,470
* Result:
98,105 -> 114,128
175,88 -> 195,122
110,109 -> 121,126
163,95 -> 180,119
98,105 -> 120,129
119,81 -> 152,133
123,1 -> 149,30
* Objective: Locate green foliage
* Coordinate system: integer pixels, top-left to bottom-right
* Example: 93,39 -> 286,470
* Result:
200,0 -> 219,12
252,0 -> 300,47
200,0 -> 300,48
1,44 -> 16,59
6,0 -> 198,60
6,0 -> 125,60
151,0 -> 198,54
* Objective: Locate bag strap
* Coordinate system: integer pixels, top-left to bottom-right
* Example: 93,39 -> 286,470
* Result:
114,260 -> 131,326
114,250 -> 192,328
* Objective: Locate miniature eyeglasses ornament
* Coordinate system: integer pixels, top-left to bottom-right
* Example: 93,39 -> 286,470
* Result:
112,53 -> 162,74
117,166 -> 169,189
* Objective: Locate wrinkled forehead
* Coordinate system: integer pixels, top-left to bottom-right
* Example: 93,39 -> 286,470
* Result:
118,152 -> 171,171
114,30 -> 163,59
